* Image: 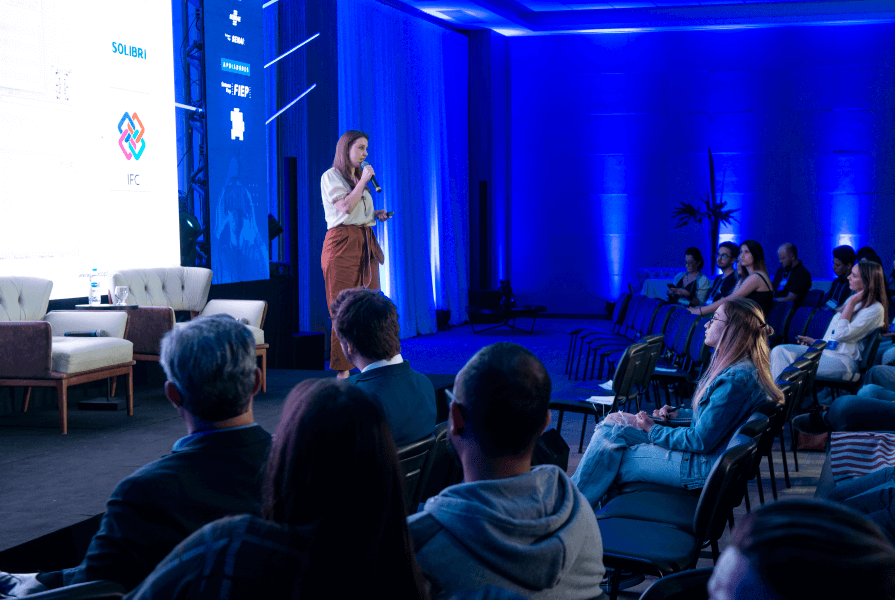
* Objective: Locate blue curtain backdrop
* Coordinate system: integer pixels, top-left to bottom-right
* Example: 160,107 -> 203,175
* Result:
337,0 -> 469,338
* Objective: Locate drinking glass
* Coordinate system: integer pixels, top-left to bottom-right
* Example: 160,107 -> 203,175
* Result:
114,286 -> 129,306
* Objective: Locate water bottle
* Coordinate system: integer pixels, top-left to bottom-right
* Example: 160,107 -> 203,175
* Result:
89,269 -> 100,306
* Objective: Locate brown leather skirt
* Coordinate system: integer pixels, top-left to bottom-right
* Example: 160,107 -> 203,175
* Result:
321,225 -> 384,371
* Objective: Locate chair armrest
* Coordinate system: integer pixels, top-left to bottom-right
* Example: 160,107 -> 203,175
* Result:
0,321 -> 52,378
44,311 -> 129,338
126,307 -> 175,355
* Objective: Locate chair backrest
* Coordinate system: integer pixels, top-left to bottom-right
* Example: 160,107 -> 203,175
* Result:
791,356 -> 820,401
647,304 -> 678,336
111,267 -> 212,312
803,289 -> 825,309
621,295 -> 647,333
730,413 -> 769,507
767,301 -> 794,346
0,277 -> 52,322
777,367 -> 807,422
201,299 -> 268,328
749,400 -> 782,467
638,567 -> 712,600
686,317 -> 711,370
396,432 -> 438,508
418,422 -> 462,504
611,342 -> 650,401
859,329 -> 883,373
636,334 -> 664,388
611,293 -> 632,325
670,313 -> 700,357
805,309 -> 834,341
632,298 -> 662,337
692,436 -> 757,549
785,307 -> 815,344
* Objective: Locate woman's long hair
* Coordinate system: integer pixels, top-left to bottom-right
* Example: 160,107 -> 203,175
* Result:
332,130 -> 368,189
262,378 -> 428,599
736,239 -> 769,281
691,298 -> 783,411
851,260 -> 889,327
685,246 -> 704,271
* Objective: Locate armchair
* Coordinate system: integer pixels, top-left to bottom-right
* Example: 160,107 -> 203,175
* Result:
0,277 -> 134,433
109,267 -> 212,361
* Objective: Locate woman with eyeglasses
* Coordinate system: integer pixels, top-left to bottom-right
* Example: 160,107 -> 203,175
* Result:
572,298 -> 783,507
667,247 -> 711,307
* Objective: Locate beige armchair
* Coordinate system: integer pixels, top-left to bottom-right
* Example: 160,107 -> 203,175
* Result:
185,299 -> 269,392
0,277 -> 135,433
109,267 -> 212,361
111,268 -> 269,391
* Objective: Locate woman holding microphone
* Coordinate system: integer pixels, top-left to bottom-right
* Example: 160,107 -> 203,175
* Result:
321,130 -> 391,378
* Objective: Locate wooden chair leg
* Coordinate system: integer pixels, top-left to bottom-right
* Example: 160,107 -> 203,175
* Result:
57,380 -> 68,434
23,387 -> 32,412
111,376 -> 118,397
126,369 -> 134,416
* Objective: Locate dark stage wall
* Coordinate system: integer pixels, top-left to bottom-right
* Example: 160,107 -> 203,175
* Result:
492,23 -> 895,313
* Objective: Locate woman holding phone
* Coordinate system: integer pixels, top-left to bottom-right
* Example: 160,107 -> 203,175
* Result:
572,298 -> 782,507
320,130 -> 391,378
690,239 -> 774,318
770,260 -> 888,381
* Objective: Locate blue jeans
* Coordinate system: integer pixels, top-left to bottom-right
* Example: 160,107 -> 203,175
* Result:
571,422 -> 685,507
821,467 -> 895,544
826,386 -> 895,432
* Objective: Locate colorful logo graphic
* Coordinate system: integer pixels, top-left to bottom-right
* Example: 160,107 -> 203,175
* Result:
118,112 -> 146,160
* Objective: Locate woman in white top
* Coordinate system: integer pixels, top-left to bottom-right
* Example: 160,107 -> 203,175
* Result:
770,260 -> 888,381
320,130 -> 390,378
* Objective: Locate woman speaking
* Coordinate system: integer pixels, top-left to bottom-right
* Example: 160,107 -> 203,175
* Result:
321,130 -> 390,378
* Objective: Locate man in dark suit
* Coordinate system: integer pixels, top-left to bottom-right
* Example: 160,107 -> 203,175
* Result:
20,314 -> 272,593
330,288 -> 436,445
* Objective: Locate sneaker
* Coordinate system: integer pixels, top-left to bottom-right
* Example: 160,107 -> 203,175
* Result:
792,412 -> 831,435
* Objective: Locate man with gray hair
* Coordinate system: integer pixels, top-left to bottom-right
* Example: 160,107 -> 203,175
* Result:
772,242 -> 812,307
20,314 -> 271,594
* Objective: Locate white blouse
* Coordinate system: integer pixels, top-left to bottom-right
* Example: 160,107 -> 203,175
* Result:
823,301 -> 885,366
320,167 -> 374,229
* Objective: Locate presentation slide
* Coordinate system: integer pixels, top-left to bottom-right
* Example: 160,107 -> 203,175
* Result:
204,0 -> 269,285
0,0 -> 179,299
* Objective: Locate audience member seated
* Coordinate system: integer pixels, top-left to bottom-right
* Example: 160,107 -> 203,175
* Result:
772,242 -> 812,307
128,379 -> 429,600
573,298 -> 781,507
667,246 -> 711,307
707,499 -> 895,599
770,261 -> 888,383
690,240 -> 774,318
330,287 -> 436,445
794,383 -> 895,434
857,246 -> 883,265
820,245 -> 857,311
701,241 -> 740,308
820,467 -> 895,547
408,343 -> 605,599
3,315 -> 272,595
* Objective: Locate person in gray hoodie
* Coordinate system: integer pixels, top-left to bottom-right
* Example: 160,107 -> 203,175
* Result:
408,342 -> 605,599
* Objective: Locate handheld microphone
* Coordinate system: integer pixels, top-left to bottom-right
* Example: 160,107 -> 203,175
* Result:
361,160 -> 382,193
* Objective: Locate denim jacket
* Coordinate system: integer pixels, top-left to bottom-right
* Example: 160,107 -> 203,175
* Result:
647,359 -> 770,487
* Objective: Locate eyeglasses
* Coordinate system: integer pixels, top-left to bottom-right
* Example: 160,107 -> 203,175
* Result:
718,254 -> 731,259
709,314 -> 726,324
685,260 -> 697,266
445,388 -> 468,418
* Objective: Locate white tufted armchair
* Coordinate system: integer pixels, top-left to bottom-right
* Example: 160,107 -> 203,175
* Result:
109,268 -> 212,362
110,268 -> 269,392
0,277 -> 135,433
